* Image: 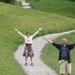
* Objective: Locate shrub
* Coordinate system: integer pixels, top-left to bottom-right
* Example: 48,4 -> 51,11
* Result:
0,0 -> 16,4
35,0 -> 39,2
70,0 -> 75,1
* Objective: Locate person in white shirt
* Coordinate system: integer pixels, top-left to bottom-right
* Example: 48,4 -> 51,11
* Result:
15,28 -> 42,66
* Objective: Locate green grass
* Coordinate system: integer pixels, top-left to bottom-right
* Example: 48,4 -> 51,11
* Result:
26,0 -> 75,18
41,33 -> 75,75
0,2 -> 75,75
14,1 -> 22,7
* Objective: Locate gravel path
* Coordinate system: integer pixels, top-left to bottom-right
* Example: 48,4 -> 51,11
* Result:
14,30 -> 75,75
17,0 -> 31,9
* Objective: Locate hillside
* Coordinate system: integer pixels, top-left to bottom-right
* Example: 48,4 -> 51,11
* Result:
26,0 -> 75,18
0,2 -> 75,75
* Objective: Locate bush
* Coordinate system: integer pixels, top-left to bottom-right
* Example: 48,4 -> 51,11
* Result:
35,0 -> 39,2
70,0 -> 75,1
0,0 -> 16,4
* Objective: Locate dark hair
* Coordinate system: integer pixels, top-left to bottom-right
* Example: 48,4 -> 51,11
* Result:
26,32 -> 30,35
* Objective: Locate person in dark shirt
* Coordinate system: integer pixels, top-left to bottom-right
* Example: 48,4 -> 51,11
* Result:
43,36 -> 75,75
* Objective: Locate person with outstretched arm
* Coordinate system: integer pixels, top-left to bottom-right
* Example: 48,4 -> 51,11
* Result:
15,28 -> 42,66
43,36 -> 75,75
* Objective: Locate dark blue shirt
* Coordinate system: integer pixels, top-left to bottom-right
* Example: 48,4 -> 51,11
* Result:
52,42 -> 75,63
61,46 -> 68,60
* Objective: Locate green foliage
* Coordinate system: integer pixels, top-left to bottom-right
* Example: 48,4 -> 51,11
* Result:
0,0 -> 16,4
41,33 -> 75,74
26,0 -> 75,18
14,1 -> 22,6
70,0 -> 75,2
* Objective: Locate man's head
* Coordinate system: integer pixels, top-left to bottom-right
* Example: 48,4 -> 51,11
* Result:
62,38 -> 67,45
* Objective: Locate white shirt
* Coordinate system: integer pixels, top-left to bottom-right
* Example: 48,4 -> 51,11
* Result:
17,30 -> 39,44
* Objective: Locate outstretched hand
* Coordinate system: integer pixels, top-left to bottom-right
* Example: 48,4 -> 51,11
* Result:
39,28 -> 42,31
43,36 -> 47,41
15,29 -> 18,32
43,36 -> 53,43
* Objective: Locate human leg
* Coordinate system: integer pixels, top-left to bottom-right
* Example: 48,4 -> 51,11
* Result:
25,55 -> 28,66
25,51 -> 29,66
28,45 -> 34,66
30,56 -> 33,66
67,62 -> 71,75
24,45 -> 28,65
30,52 -> 34,66
60,60 -> 66,75
68,73 -> 71,75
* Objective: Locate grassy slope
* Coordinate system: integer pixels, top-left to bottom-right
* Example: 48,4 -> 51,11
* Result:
41,33 -> 75,75
0,2 -> 75,75
26,0 -> 75,18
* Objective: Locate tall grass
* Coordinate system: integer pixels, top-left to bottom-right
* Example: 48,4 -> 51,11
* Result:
41,33 -> 75,75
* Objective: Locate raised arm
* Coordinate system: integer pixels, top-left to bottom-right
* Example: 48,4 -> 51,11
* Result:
32,28 -> 42,38
15,29 -> 25,38
68,43 -> 75,51
43,36 -> 61,50
43,36 -> 53,44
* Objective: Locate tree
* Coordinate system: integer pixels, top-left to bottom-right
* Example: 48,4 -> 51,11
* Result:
70,0 -> 75,2
0,0 -> 15,4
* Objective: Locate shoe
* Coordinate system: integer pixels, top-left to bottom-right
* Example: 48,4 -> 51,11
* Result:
25,63 -> 27,66
31,63 -> 33,66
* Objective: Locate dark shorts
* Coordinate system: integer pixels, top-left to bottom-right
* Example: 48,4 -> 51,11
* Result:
23,44 -> 34,57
